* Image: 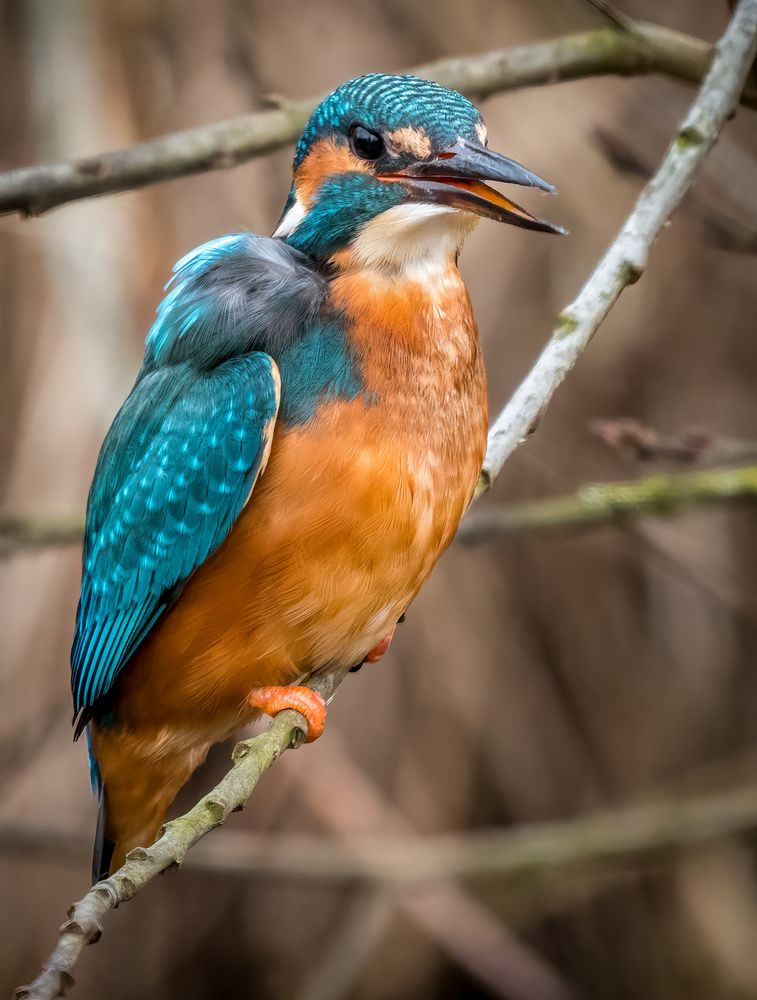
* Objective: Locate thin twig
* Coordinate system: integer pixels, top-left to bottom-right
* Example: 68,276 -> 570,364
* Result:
594,126 -> 757,255
479,0 -> 757,493
1,21 -> 756,218
591,419 -> 757,463
582,0 -> 636,31
459,463 -> 757,540
15,4 -> 757,997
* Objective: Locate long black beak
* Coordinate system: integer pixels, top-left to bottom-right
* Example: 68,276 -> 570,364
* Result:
380,137 -> 565,235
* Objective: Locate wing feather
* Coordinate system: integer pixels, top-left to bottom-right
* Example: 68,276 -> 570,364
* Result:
71,353 -> 280,729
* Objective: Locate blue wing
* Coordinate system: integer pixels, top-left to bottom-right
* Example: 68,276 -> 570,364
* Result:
71,353 -> 279,727
71,232 -> 326,732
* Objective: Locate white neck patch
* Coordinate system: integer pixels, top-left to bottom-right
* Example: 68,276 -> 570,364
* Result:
346,203 -> 478,279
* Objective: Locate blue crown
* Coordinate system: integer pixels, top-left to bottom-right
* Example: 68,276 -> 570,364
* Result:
294,73 -> 483,167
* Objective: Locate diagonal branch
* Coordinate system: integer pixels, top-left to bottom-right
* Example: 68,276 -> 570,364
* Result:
15,668 -> 349,1000
2,20 -> 756,218
479,1 -> 757,492
15,3 -> 757,998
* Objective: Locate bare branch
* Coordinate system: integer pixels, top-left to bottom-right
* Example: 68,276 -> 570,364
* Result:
2,21 -> 756,218
479,0 -> 757,492
594,126 -> 757,255
590,418 -> 757,463
14,667 -> 349,1000
8,461 -> 757,558
0,514 -> 85,557
15,4 -> 757,997
6,782 -> 757,886
459,463 -> 757,540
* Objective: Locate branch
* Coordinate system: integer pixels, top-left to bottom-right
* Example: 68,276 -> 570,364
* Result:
2,21 -> 756,217
479,0 -> 757,493
178,783 -> 757,883
7,782 -> 757,885
8,461 -> 757,557
7,784 -> 757,888
15,667 -> 348,1000
0,515 -> 85,557
15,3 -> 757,997
593,126 -> 757,255
590,418 -> 757,464
459,463 -> 757,540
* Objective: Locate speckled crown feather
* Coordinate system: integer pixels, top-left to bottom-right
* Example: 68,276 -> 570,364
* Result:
294,73 -> 483,167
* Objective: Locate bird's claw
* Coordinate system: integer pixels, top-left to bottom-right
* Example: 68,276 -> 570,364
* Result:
247,685 -> 327,742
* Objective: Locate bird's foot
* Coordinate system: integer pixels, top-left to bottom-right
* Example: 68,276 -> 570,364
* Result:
365,633 -> 393,663
350,614 -> 407,673
247,685 -> 327,743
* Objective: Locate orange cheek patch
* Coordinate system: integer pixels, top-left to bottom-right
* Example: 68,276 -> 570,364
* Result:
294,137 -> 372,208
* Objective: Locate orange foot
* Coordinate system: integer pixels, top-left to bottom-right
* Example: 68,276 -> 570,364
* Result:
247,686 -> 327,743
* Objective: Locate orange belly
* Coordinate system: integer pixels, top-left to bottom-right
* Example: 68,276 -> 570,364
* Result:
114,390 -> 486,741
110,260 -> 489,749
91,261 -> 488,871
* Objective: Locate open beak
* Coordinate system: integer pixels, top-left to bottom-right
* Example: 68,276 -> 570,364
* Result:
380,137 -> 566,235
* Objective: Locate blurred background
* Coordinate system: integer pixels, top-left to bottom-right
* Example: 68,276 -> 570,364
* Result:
2,0 -> 757,997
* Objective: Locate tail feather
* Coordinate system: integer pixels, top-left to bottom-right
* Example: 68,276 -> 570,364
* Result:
92,790 -> 115,884
88,725 -> 206,880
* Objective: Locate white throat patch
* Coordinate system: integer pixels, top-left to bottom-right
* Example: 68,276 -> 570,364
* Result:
347,203 -> 478,278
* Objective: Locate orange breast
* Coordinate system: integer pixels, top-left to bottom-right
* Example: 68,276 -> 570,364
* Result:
115,263 -> 488,738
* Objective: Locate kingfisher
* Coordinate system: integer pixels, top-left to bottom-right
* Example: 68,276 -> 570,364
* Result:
70,73 -> 562,882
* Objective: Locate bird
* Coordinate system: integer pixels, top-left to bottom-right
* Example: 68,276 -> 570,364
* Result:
70,73 -> 563,882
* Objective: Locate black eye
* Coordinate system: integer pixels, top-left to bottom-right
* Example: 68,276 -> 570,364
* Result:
349,124 -> 384,160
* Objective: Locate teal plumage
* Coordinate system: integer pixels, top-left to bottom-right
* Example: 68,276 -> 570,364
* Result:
71,352 -> 279,731
71,233 -> 365,735
293,73 -> 484,167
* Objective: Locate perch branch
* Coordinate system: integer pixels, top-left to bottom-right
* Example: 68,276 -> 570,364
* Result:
15,667 -> 349,1000
2,20 -> 756,217
16,3 -> 757,997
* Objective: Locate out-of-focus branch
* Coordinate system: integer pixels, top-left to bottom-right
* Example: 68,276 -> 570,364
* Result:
6,783 -> 757,885
479,0 -> 757,493
8,462 -> 757,557
16,5 -> 757,997
594,126 -> 757,255
0,514 -> 85,557
460,463 -> 757,541
582,0 -> 636,31
2,20 -> 756,217
591,418 -> 757,463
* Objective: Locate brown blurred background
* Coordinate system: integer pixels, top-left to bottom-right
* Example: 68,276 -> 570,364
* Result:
2,1 -> 757,997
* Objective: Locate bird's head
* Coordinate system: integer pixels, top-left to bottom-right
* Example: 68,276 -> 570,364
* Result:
275,73 -> 564,272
